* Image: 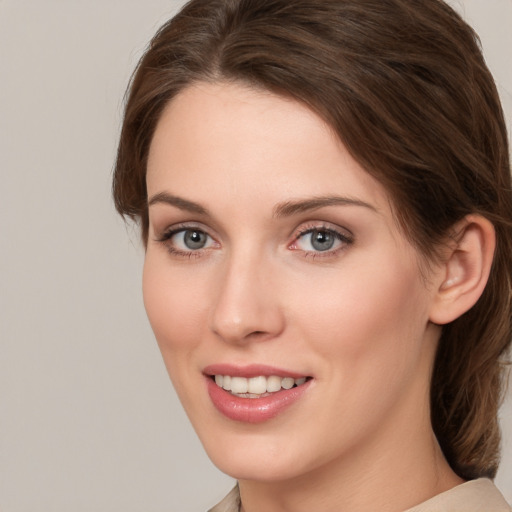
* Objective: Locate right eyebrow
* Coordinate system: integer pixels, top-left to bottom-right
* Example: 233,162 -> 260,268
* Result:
273,195 -> 378,218
147,192 -> 209,215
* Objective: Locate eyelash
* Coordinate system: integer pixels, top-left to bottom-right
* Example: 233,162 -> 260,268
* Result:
290,223 -> 354,259
155,222 -> 354,259
156,224 -> 216,259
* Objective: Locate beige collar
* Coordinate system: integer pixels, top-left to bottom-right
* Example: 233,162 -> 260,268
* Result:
209,479 -> 511,512
404,478 -> 511,512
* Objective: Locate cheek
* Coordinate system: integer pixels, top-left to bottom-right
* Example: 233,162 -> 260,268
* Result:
142,253 -> 207,358
292,251 -> 431,372
288,257 -> 433,447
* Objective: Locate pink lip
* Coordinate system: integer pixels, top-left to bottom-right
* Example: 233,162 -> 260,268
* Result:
203,363 -> 306,379
204,370 -> 312,424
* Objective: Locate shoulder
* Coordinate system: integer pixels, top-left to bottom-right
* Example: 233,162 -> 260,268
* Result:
405,479 -> 511,512
208,480 -> 511,512
208,485 -> 240,512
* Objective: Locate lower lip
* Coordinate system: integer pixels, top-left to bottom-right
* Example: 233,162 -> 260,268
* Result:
206,377 -> 312,423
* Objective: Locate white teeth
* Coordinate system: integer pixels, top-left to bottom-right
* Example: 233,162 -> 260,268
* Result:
222,375 -> 231,390
248,376 -> 267,394
214,375 -> 308,395
231,376 -> 248,394
266,375 -> 282,393
281,377 -> 294,390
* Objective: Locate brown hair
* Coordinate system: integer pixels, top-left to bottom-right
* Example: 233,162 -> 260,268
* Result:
113,0 -> 512,479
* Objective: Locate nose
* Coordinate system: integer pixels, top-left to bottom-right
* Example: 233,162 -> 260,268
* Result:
209,252 -> 285,345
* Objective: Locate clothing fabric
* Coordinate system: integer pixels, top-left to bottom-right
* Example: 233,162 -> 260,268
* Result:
208,485 -> 240,512
404,479 -> 511,512
208,479 -> 511,512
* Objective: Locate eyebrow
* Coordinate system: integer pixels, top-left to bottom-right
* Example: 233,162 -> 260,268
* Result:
148,192 -> 377,218
148,192 -> 209,215
273,196 -> 378,218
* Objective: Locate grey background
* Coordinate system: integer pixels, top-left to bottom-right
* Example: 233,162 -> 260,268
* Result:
0,1 -> 510,510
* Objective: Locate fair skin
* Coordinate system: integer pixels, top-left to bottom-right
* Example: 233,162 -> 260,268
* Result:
143,82 -> 494,512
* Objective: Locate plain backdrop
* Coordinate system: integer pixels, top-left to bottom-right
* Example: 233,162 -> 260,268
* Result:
0,1 -> 511,511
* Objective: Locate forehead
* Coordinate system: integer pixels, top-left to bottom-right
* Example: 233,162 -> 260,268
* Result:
147,81 -> 387,207
148,81 -> 341,177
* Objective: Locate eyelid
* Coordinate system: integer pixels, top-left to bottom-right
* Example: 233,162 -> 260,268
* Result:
153,220 -> 353,259
155,221 -> 213,241
288,221 -> 354,257
154,222 -> 220,257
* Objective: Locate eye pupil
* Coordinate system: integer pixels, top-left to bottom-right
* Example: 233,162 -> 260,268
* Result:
311,229 -> 335,251
184,230 -> 207,249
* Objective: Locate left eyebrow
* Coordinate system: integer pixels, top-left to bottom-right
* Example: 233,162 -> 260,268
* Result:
147,192 -> 209,215
273,195 -> 378,218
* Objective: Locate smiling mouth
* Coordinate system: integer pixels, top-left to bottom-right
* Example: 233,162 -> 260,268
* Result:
212,375 -> 311,398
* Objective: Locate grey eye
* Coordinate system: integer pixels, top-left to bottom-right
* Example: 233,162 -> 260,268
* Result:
183,230 -> 208,250
310,229 -> 336,251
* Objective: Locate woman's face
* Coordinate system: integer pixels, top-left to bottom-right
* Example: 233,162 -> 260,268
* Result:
144,82 -> 443,482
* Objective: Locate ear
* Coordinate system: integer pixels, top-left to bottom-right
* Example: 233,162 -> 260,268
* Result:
429,215 -> 496,325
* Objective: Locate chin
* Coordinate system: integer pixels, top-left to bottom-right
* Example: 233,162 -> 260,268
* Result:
210,452 -> 307,483
196,425 -> 324,483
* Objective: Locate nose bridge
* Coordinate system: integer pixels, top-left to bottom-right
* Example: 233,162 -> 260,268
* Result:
209,246 -> 284,344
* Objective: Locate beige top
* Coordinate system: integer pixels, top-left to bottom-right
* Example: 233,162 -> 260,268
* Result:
209,479 -> 511,512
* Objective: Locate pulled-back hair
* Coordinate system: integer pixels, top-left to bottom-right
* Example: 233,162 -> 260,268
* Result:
113,0 -> 512,479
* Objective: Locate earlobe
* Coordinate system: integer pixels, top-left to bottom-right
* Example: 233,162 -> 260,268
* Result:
429,215 -> 496,325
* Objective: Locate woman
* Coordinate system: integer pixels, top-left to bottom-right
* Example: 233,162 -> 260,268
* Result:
113,0 -> 512,510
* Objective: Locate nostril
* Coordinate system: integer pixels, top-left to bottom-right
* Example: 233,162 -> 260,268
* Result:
243,330 -> 275,343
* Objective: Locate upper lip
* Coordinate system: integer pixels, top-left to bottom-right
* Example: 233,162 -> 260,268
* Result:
203,363 -> 309,379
